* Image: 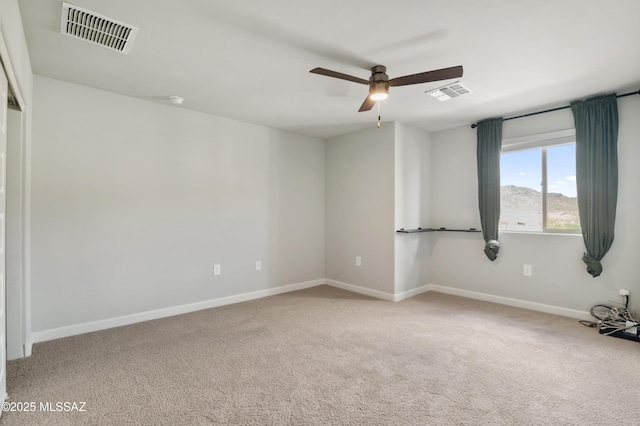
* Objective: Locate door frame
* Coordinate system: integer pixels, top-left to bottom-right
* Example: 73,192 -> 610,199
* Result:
0,27 -> 31,363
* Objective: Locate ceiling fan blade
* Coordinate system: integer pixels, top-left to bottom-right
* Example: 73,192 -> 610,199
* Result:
388,65 -> 463,87
310,67 -> 370,85
358,96 -> 375,112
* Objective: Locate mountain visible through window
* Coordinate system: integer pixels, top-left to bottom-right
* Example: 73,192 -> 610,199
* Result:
500,143 -> 579,233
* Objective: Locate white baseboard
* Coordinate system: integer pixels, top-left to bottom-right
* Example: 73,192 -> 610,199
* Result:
29,278 -> 592,346
31,279 -> 324,344
394,285 -> 430,302
325,279 -> 590,320
426,284 -> 592,321
325,279 -> 395,301
324,280 -> 429,302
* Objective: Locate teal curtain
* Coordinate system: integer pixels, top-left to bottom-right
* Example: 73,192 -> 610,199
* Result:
476,117 -> 504,261
570,94 -> 619,277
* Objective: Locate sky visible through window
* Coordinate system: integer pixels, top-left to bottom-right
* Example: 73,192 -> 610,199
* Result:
501,144 -> 576,197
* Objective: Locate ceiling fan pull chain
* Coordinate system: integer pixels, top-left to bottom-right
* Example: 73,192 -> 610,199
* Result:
377,102 -> 381,128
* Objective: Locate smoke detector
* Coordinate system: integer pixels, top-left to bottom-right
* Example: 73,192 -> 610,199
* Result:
169,96 -> 184,105
426,81 -> 473,102
60,2 -> 138,54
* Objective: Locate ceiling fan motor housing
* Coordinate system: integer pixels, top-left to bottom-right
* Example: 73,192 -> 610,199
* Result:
369,65 -> 389,83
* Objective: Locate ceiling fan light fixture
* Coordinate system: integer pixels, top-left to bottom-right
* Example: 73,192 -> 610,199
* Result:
370,92 -> 388,101
369,82 -> 389,101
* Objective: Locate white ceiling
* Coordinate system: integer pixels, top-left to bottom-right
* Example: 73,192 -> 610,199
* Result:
18,0 -> 640,139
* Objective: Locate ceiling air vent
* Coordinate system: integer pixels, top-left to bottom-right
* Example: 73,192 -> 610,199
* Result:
426,81 -> 473,102
60,2 -> 138,54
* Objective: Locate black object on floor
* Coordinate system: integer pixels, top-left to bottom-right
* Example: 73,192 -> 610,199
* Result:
599,328 -> 640,343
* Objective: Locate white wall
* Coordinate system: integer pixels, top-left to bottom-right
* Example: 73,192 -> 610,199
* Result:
325,123 -> 395,295
394,123 -> 431,295
30,76 -> 325,333
430,94 -> 640,313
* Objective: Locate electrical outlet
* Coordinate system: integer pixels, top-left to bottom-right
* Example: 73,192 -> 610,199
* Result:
619,288 -> 630,296
213,264 -> 221,276
256,261 -> 261,271
355,256 -> 362,267
523,264 -> 532,277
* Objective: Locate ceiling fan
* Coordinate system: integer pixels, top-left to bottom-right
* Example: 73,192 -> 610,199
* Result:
310,64 -> 463,112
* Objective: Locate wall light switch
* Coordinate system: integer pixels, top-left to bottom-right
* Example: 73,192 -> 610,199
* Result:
356,256 -> 362,267
256,261 -> 262,271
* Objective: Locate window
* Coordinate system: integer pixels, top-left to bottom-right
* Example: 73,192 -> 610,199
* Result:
500,130 -> 580,233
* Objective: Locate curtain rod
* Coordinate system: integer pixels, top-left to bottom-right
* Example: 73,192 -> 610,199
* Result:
470,90 -> 640,129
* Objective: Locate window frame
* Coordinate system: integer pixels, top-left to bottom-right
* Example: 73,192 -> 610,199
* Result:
500,129 -> 580,235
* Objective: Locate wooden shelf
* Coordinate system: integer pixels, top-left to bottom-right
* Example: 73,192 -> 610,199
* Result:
396,227 -> 481,233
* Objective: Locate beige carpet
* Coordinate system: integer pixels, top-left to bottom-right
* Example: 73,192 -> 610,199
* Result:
2,285 -> 639,425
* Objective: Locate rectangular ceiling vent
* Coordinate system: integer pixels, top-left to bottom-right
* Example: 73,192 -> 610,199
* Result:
60,2 -> 138,54
426,81 -> 473,102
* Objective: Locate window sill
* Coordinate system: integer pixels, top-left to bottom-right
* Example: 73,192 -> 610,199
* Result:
499,230 -> 581,237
